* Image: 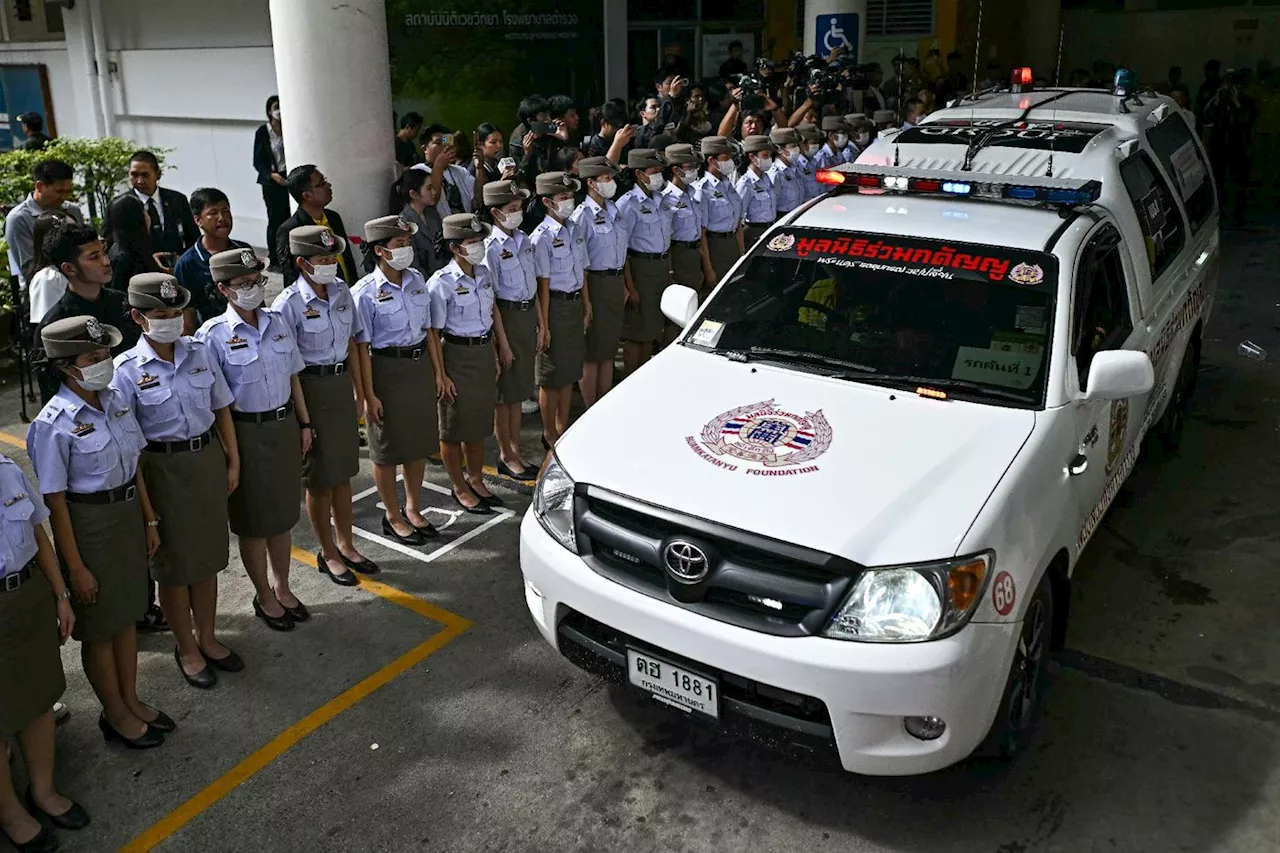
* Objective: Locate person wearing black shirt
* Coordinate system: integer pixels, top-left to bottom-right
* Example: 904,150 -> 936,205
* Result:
105,195 -> 162,293
395,112 -> 424,172
719,41 -> 749,81
17,112 -> 51,151
510,95 -> 551,162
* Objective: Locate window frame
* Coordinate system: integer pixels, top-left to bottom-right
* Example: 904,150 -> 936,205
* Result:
1117,150 -> 1188,286
1071,224 -> 1135,388
1144,112 -> 1216,235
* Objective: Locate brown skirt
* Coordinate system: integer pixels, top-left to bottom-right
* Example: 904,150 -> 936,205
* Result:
368,351 -> 438,465
143,439 -> 230,586
0,569 -> 65,735
706,235 -> 742,292
584,272 -> 625,363
537,296 -> 585,389
439,341 -> 496,443
61,493 -> 149,643
300,370 -> 360,489
496,302 -> 537,405
621,255 -> 667,344
229,417 -> 302,538
670,245 -> 704,294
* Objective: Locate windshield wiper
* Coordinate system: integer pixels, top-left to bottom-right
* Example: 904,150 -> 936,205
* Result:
853,374 -> 1034,403
720,347 -> 878,374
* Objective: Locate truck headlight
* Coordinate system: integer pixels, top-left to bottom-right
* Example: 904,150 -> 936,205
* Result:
823,553 -> 992,642
533,454 -> 576,551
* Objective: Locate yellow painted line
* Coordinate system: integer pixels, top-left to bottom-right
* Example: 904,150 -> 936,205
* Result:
0,430 -> 26,450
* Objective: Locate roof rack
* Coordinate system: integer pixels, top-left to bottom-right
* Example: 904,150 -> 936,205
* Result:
815,163 -> 1102,207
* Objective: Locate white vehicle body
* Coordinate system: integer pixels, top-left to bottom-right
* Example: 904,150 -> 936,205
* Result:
520,88 -> 1219,775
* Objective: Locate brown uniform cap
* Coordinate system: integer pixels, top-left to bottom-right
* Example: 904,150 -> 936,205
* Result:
535,171 -> 581,196
441,213 -> 492,241
289,225 -> 348,257
845,114 -> 873,131
821,116 -> 847,133
627,148 -> 665,170
210,247 -> 265,284
482,179 -> 531,207
741,135 -> 777,155
128,273 -> 190,311
796,123 -> 823,144
663,144 -> 698,166
41,315 -> 122,358
769,127 -> 801,146
364,215 -> 418,244
873,109 -> 897,125
577,157 -> 618,179
700,136 -> 735,156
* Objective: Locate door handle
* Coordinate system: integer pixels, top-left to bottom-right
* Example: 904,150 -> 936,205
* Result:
1067,454 -> 1088,476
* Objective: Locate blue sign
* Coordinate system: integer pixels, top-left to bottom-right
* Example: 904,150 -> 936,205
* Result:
814,13 -> 859,64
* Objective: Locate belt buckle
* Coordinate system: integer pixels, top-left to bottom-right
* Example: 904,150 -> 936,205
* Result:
3,573 -> 19,592
334,362 -> 346,375
410,347 -> 424,360
124,485 -> 138,502
275,406 -> 289,421
188,436 -> 202,452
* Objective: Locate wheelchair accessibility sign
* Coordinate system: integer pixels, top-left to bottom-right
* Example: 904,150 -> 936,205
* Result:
815,13 -> 858,61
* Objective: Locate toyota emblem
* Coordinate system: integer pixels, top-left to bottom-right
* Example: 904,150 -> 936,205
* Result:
663,540 -> 709,584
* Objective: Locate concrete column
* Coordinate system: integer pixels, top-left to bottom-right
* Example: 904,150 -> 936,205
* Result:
268,0 -> 394,258
1022,0 -> 1062,78
603,0 -> 628,102
802,0 -> 866,64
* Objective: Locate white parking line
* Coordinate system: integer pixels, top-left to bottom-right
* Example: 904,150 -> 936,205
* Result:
350,475 -> 515,564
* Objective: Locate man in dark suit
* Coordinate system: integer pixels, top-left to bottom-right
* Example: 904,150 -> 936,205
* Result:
114,150 -> 200,259
276,164 -> 358,286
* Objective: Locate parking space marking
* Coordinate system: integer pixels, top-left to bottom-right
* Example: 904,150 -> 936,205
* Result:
350,474 -> 515,564
0,430 -> 25,450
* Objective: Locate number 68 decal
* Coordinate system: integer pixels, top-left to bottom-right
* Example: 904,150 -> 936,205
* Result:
992,571 -> 1016,616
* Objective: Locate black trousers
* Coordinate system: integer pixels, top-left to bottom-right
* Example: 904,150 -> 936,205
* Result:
262,182 -> 292,266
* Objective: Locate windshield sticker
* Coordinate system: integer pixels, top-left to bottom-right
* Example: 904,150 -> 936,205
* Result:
767,233 -> 795,252
1169,140 -> 1208,202
1014,305 -> 1047,334
1009,263 -> 1045,285
687,399 -> 832,476
952,345 -> 1042,390
689,319 -> 725,348
894,119 -> 1108,154
1106,399 -> 1130,475
766,232 -> 1023,283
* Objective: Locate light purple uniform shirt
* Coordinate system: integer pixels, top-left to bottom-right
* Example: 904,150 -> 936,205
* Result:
112,336 -> 234,441
196,305 -> 305,413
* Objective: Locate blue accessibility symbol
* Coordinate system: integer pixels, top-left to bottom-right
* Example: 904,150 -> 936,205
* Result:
815,13 -> 858,61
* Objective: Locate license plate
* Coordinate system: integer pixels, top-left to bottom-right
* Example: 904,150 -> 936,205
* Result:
626,648 -> 719,719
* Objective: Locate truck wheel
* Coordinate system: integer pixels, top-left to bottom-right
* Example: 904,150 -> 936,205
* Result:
975,571 -> 1054,762
1156,340 -> 1200,454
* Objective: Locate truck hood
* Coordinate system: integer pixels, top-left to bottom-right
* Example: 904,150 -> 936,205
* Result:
556,347 -> 1035,566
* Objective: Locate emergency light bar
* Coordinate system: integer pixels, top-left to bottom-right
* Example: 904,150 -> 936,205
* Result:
1010,66 -> 1034,94
815,164 -> 1102,206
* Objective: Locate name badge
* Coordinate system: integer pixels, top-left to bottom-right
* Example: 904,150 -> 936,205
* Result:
271,333 -> 289,342
189,366 -> 209,375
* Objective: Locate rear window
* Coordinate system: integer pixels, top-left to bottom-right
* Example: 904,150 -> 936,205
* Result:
685,229 -> 1059,408
1146,114 -> 1215,234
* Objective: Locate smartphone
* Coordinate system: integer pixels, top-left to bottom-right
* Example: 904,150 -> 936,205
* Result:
531,121 -> 557,135
441,133 -> 453,146
498,157 -> 517,172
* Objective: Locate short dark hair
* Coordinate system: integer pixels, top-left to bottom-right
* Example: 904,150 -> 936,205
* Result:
599,101 -> 627,129
420,124 -> 449,144
20,113 -> 43,132
653,69 -> 675,88
728,40 -> 742,51
33,159 -> 73,185
189,187 -> 230,216
517,95 -> 549,125
265,95 -> 279,119
129,150 -> 161,172
905,98 -> 924,112
400,112 -> 424,130
286,164 -> 320,203
548,95 -> 576,119
45,223 -> 101,272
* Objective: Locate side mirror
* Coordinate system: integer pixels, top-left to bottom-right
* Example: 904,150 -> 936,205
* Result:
660,284 -> 699,329
1083,350 -> 1154,401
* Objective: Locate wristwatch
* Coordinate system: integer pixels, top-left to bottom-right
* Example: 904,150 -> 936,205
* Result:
145,517 -> 161,528
299,422 -> 314,430
54,589 -> 71,601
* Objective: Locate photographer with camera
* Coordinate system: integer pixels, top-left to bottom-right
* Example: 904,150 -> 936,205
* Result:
716,72 -> 786,140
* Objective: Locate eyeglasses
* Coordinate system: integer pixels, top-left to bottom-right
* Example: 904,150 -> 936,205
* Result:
229,276 -> 266,290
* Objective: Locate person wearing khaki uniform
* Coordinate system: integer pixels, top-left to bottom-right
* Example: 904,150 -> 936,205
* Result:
662,144 -> 715,299
694,136 -> 744,289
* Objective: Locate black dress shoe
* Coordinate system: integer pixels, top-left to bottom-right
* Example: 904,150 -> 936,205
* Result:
25,787 -> 90,831
476,492 -> 505,508
282,600 -> 310,623
98,715 -> 164,750
201,646 -> 244,673
496,460 -> 536,481
452,490 -> 494,515
541,433 -> 552,450
408,517 -> 440,539
140,709 -> 176,734
338,552 -> 380,575
136,603 -> 169,633
252,596 -> 294,632
174,648 -> 216,690
381,514 -> 426,545
318,552 -> 359,587
2,823 -> 57,853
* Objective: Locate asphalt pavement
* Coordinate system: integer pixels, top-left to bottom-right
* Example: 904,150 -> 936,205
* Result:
2,223 -> 1279,852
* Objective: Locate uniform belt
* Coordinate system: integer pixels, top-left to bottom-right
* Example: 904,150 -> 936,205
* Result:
628,250 -> 669,260
587,268 -> 624,276
230,400 -> 296,424
67,476 -> 138,506
301,360 -> 348,377
497,298 -> 535,310
444,332 -> 492,347
706,230 -> 736,239
744,221 -> 775,227
671,239 -> 701,249
0,560 -> 36,593
146,429 -> 215,455
548,290 -> 583,301
372,342 -> 427,360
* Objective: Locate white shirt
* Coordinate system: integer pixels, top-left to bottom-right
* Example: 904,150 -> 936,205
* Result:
134,187 -> 164,229
28,266 -> 68,323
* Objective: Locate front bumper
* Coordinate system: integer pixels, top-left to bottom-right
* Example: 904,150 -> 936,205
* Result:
520,512 -> 1019,776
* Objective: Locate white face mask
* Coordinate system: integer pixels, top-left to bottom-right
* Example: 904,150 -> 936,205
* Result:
754,155 -> 773,171
144,316 -> 184,344
231,284 -> 265,310
785,145 -> 801,160
75,357 -> 114,391
833,133 -> 849,149
308,263 -> 339,285
461,242 -> 486,265
682,166 -> 699,181
385,245 -> 415,271
498,209 -> 524,231
594,180 -> 616,199
717,159 -> 737,183
555,199 -> 576,219
271,109 -> 281,121
645,173 -> 666,193
857,132 -> 871,147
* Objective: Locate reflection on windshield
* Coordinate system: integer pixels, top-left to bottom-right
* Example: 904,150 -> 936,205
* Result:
686,231 -> 1057,407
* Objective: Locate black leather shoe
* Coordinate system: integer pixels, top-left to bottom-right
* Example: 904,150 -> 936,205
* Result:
98,715 -> 164,750
381,514 -> 426,545
201,646 -> 244,673
318,552 -> 359,587
452,490 -> 494,515
140,709 -> 176,734
338,552 -> 380,575
136,603 -> 169,634
407,516 -> 440,539
497,460 -> 537,481
541,433 -> 552,450
25,787 -> 90,831
2,823 -> 57,853
476,491 -> 505,509
252,596 -> 294,632
175,648 -> 216,689
282,600 -> 310,623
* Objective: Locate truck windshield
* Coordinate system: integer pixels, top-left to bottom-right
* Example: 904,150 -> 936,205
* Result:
684,228 -> 1059,408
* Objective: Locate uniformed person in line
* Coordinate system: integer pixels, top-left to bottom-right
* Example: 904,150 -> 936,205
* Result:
694,136 -> 745,287
113,274 -> 242,689
616,149 -> 673,377
427,214 -> 509,514
873,109 -> 898,134
479,180 -> 540,480
351,216 -> 442,546
735,135 -> 780,248
810,116 -> 849,172
662,144 -> 714,300
273,226 -> 376,587
0,453 -> 86,851
568,157 -> 630,409
795,123 -> 825,201
844,114 -> 873,160
768,127 -> 805,222
531,171 -> 589,447
198,250 -> 312,632
28,316 -> 172,750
